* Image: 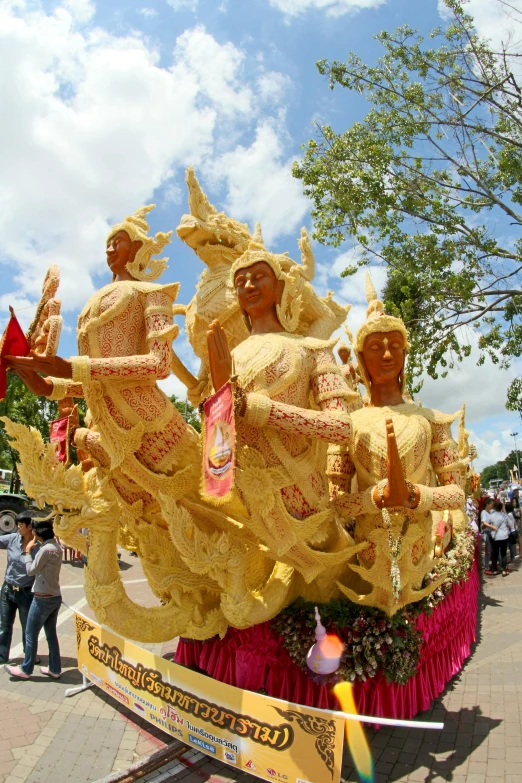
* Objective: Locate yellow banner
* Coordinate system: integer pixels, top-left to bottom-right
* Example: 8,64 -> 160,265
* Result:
74,613 -> 344,783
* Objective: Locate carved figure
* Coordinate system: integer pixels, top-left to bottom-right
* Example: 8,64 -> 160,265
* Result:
174,170 -> 351,405
331,276 -> 468,613
2,206 -> 223,641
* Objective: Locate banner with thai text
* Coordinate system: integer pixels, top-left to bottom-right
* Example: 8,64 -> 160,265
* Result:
74,613 -> 344,783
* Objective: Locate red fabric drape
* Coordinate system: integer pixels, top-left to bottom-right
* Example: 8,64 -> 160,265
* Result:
176,552 -> 480,719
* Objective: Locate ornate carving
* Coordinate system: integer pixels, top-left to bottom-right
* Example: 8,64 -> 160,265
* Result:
273,707 -> 337,778
75,615 -> 95,650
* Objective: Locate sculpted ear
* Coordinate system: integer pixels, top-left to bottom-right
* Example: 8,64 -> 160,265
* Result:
357,351 -> 372,391
275,278 -> 284,306
129,239 -> 143,264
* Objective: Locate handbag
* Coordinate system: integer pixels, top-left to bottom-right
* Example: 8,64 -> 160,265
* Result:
509,529 -> 518,545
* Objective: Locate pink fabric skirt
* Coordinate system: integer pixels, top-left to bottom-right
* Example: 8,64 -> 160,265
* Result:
176,553 -> 479,719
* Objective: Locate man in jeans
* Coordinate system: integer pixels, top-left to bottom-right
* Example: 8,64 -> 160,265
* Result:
5,519 -> 62,679
0,511 -> 40,664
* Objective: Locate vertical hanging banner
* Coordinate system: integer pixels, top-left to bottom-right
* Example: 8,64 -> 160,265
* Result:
74,613 -> 344,783
201,382 -> 236,503
49,416 -> 70,464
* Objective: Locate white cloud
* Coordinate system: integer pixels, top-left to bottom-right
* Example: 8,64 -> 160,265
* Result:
418,331 -> 522,426
173,26 -> 253,117
63,0 -> 95,23
158,374 -> 191,400
267,0 -> 387,18
167,0 -> 198,12
210,121 -> 309,244
0,3 -> 287,316
316,254 -> 386,308
139,7 -> 158,16
257,71 -> 291,104
467,427 -> 515,472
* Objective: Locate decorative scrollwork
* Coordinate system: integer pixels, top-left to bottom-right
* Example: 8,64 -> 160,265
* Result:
75,615 -> 95,650
273,707 -> 337,777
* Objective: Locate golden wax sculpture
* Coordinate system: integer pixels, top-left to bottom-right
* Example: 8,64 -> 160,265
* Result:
1,171 -> 471,642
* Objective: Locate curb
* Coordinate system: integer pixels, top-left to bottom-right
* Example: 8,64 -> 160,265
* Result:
95,741 -> 187,783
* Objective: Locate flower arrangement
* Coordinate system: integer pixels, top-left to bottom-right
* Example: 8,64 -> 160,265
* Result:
272,529 -> 477,686
273,599 -> 421,685
418,528 -> 477,614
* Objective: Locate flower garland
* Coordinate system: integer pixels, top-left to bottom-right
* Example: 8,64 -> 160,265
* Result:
271,529 -> 477,686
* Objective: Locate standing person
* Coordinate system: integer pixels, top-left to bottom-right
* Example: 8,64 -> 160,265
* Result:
0,511 -> 40,665
481,498 -> 496,575
482,501 -> 515,577
505,501 -> 519,561
5,519 -> 62,679
512,495 -> 521,533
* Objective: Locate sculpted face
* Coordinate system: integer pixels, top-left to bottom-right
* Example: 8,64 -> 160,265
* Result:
106,231 -> 142,278
362,330 -> 405,387
234,261 -> 283,321
338,346 -> 350,365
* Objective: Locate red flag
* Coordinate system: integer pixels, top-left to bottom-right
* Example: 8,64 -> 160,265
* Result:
202,382 -> 236,504
0,308 -> 30,400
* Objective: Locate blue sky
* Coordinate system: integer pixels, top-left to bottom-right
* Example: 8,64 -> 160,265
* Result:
0,0 -> 521,471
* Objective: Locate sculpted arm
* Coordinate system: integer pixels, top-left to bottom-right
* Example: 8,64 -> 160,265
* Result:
418,422 -> 466,512
47,379 -> 85,400
243,350 -> 353,443
69,291 -> 175,384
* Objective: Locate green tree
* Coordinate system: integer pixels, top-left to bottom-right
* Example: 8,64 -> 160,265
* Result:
481,449 -> 520,486
294,0 -> 522,395
506,377 -> 522,423
169,394 -> 201,433
0,372 -> 59,488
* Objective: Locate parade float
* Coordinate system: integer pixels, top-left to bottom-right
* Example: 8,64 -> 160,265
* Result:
1,170 -> 479,720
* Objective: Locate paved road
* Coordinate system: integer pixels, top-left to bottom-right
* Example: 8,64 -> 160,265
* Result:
1,543 -> 521,783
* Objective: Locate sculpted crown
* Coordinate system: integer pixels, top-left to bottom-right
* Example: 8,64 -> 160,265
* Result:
108,204 -> 172,282
354,272 -> 410,353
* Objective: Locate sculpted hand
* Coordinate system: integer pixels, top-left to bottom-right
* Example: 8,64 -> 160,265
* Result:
9,366 -> 53,398
374,418 -> 420,509
207,320 -> 232,392
4,351 -> 72,379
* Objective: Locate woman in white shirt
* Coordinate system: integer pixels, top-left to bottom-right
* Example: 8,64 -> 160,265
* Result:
482,501 -> 515,577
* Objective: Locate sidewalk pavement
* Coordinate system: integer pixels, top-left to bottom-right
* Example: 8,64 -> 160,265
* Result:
1,546 -> 522,783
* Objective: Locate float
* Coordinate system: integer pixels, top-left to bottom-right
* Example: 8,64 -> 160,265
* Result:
1,170 -> 479,720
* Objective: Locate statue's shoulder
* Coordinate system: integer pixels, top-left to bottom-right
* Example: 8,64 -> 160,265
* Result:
128,280 -> 180,302
415,406 -> 461,425
287,333 -> 338,353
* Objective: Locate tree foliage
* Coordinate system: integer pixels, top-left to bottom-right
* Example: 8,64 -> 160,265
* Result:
294,0 -> 522,396
0,372 -> 58,479
481,448 -> 521,486
169,394 -> 201,433
506,376 -> 522,420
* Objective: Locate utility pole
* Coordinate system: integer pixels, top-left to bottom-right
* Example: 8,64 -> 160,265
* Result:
510,431 -> 521,479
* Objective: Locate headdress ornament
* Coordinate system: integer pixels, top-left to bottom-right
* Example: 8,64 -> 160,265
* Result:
355,272 -> 410,394
107,204 -> 172,282
229,223 -> 308,333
